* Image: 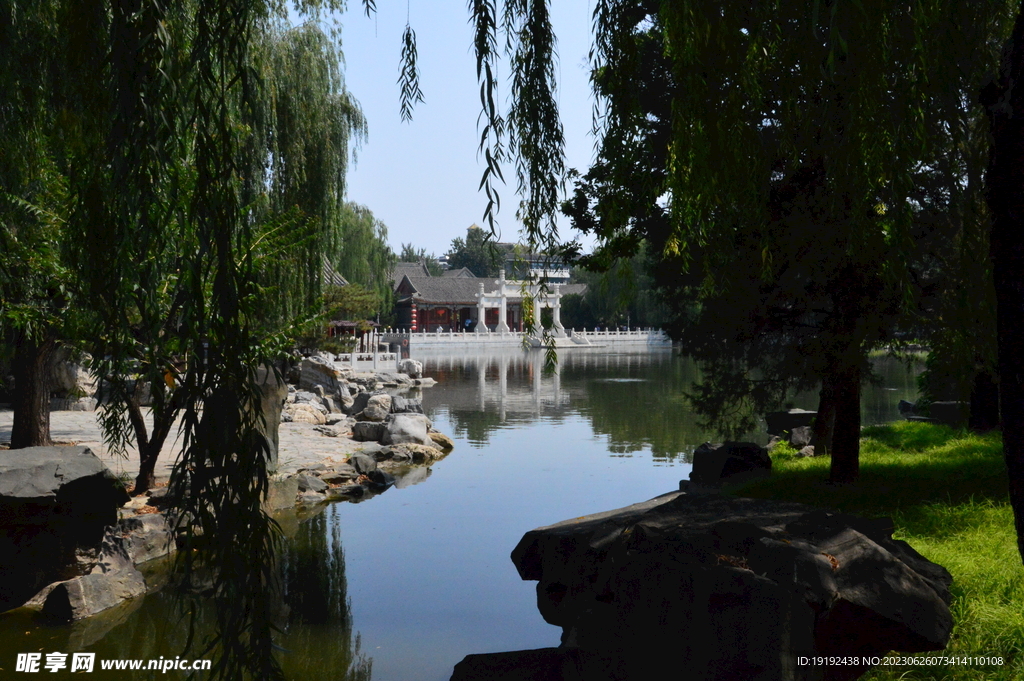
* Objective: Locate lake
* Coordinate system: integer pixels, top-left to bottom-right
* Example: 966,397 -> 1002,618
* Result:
0,348 -> 921,680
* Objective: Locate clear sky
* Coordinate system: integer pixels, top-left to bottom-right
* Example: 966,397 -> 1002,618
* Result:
329,1 -> 598,257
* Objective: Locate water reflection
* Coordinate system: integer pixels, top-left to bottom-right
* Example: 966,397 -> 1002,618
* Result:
0,507 -> 372,681
419,348 -> 922,463
0,348 -> 923,681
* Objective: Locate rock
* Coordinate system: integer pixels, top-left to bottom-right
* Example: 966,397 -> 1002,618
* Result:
928,401 -> 969,428
313,425 -> 342,438
413,377 -> 437,387
382,413 -> 434,446
0,447 -> 129,613
265,476 -> 301,513
765,409 -> 817,436
365,469 -> 396,490
398,358 -> 423,378
798,445 -> 817,457
352,421 -> 386,442
384,443 -> 443,464
789,425 -> 814,448
347,453 -> 377,474
325,413 -> 351,426
284,403 -> 327,425
298,356 -> 348,395
429,431 -> 455,451
296,474 -> 328,493
293,390 -> 320,404
689,442 -> 771,487
50,397 -> 98,412
766,435 -> 784,452
297,492 -> 327,506
326,485 -> 365,500
451,648 -> 594,681
358,394 -> 392,422
897,399 -> 917,415
117,514 -> 176,564
255,366 -> 288,473
41,532 -> 146,622
320,465 -> 359,483
348,391 -> 372,416
511,490 -> 953,681
50,351 -> 98,397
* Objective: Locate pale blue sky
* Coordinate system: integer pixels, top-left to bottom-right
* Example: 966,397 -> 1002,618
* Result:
330,1 -> 598,256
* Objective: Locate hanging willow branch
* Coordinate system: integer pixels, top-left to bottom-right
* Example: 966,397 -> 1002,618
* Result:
469,0 -> 565,251
398,24 -> 424,122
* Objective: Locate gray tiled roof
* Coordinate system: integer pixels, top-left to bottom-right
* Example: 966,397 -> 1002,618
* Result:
392,262 -> 431,287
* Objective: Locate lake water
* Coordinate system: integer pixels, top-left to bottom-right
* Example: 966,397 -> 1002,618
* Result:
0,348 -> 921,680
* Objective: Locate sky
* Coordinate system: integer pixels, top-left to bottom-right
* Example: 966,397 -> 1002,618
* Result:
325,1 -> 599,257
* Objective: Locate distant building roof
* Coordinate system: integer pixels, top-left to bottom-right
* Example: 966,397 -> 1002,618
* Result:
392,261 -> 432,288
322,260 -> 350,288
442,267 -> 477,278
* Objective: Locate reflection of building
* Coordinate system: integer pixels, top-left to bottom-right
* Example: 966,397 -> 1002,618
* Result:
393,268 -> 586,333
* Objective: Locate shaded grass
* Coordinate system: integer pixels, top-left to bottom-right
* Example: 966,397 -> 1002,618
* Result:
734,422 -> 1024,680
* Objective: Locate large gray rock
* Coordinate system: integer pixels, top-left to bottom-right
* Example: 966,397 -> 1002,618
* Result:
298,356 -> 348,394
358,394 -> 392,422
382,413 -> 433,446
398,359 -> 423,379
255,366 -> 288,473
352,421 -> 386,442
689,442 -> 771,487
41,532 -> 145,622
765,409 -> 817,436
509,489 -> 953,681
117,514 -> 176,564
0,447 -> 129,612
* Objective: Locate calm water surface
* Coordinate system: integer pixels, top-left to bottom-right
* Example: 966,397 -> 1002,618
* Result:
0,349 -> 921,680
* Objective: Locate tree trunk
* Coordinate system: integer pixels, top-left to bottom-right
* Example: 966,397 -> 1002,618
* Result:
814,373 -> 837,455
10,334 -> 56,449
828,363 -> 861,484
127,381 -> 178,495
984,0 -> 1024,563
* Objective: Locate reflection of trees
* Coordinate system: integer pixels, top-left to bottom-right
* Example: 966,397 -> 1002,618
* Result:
279,506 -> 372,681
573,356 -> 709,462
422,351 -> 923,459
40,507 -> 373,681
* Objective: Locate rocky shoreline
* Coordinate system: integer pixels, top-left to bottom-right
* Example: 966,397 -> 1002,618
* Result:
0,356 -> 455,622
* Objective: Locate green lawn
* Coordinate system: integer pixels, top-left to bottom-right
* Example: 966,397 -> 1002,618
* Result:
733,422 -> 1024,680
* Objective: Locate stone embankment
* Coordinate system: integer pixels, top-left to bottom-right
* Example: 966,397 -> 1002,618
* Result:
0,354 -> 453,622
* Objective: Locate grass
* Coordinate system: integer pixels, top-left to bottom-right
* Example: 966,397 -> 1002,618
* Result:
734,421 -> 1024,680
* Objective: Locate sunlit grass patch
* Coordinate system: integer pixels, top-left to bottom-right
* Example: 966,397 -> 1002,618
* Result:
733,423 -> 1024,680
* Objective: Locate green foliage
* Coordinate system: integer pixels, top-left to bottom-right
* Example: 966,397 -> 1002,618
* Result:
446,224 -> 508,278
398,242 -> 444,276
560,245 -> 668,330
324,283 -> 379,321
334,203 -> 396,305
735,424 -> 1023,680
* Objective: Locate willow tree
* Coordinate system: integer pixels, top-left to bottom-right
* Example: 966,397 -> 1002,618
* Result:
562,1 -> 1015,484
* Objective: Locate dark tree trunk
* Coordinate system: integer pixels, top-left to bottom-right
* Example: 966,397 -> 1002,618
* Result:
814,373 -> 837,455
10,334 -> 56,449
983,0 -> 1024,563
828,363 -> 861,484
127,380 -> 178,495
969,370 -> 1000,432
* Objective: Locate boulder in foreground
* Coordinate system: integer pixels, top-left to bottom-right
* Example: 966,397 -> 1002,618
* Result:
490,487 -> 952,681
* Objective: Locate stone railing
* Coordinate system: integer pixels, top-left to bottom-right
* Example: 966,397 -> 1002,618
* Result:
378,328 -> 670,347
334,351 -> 399,371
